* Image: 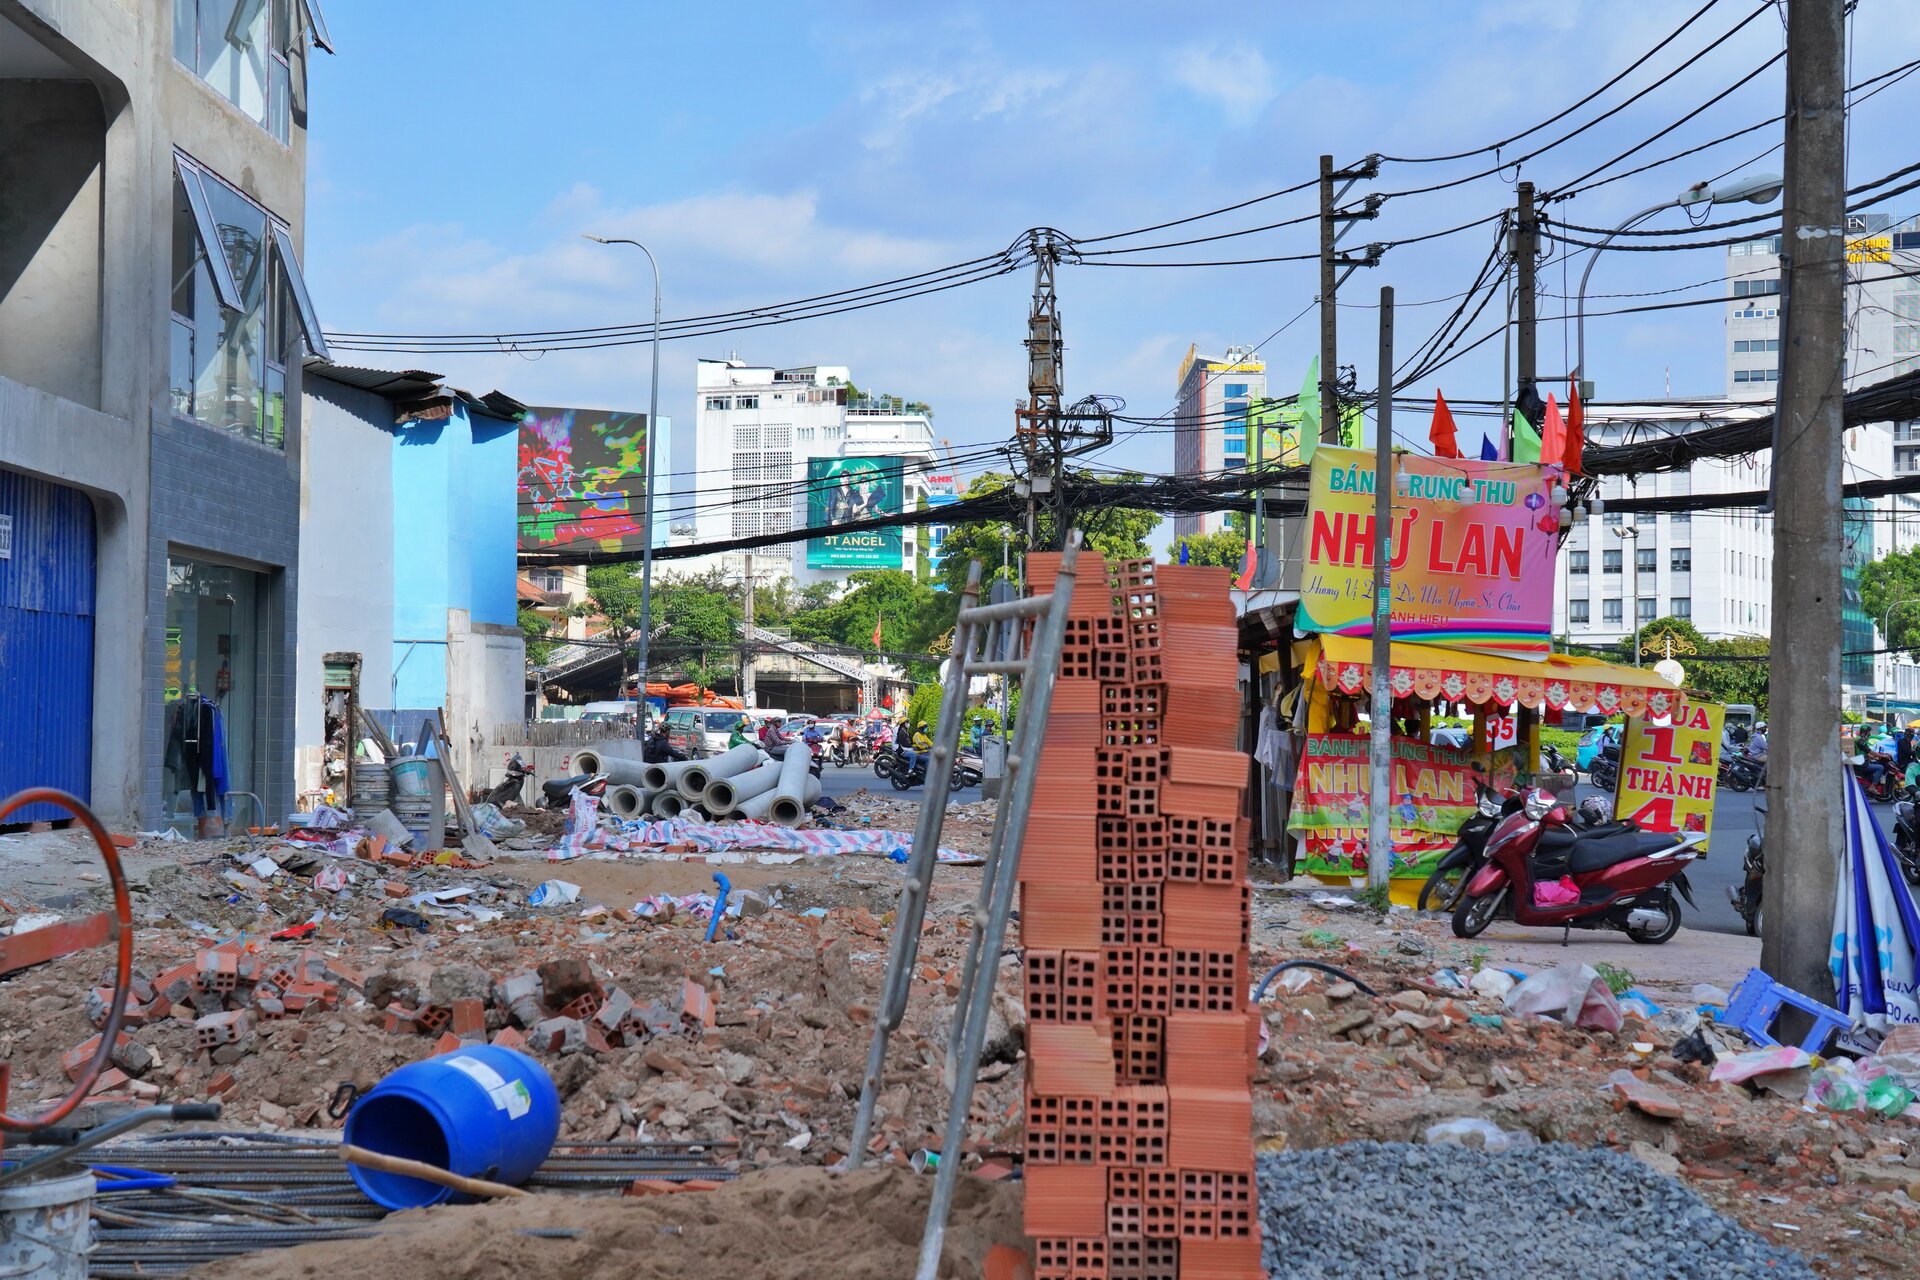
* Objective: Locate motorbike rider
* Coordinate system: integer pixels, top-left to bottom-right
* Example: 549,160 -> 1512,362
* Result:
899,721 -> 932,775
1747,721 -> 1767,759
761,717 -> 793,755
642,719 -> 676,763
727,717 -> 753,750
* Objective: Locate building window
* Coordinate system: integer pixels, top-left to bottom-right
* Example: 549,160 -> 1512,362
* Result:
170,155 -> 324,448
172,1 -> 329,144
735,394 -> 760,409
528,568 -> 564,593
1671,597 -> 1691,618
1634,510 -> 1655,527
1569,551 -> 1588,575
1603,511 -> 1622,526
1671,548 -> 1691,572
1603,549 -> 1621,574
1635,548 -> 1656,573
706,396 -> 732,411
1894,327 -> 1920,354
1223,383 -> 1248,398
1569,600 -> 1590,624
1603,599 -> 1623,624
1672,510 -> 1690,525
1734,338 -> 1782,354
1638,597 -> 1657,622
1732,278 -> 1781,297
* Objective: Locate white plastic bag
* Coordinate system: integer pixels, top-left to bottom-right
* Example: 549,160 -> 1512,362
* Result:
1423,1116 -> 1538,1152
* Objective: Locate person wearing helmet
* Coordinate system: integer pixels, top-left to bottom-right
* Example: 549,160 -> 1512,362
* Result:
1747,722 -> 1768,760
727,717 -> 752,749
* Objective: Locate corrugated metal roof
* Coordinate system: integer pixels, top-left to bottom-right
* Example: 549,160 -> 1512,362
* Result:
304,359 -> 528,423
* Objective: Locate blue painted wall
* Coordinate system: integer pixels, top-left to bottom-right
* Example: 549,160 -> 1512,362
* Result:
387,403 -> 521,717
0,468 -> 95,821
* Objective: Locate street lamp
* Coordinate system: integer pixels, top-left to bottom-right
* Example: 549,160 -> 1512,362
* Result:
1575,171 -> 1783,395
1882,597 -> 1918,725
1613,525 -> 1642,667
583,234 -> 662,737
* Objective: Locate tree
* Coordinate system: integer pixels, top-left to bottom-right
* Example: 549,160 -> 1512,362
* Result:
649,576 -> 740,681
572,565 -> 650,696
788,569 -> 945,679
518,604 -> 558,666
1169,528 -> 1247,570
1860,546 -> 1920,660
1634,616 -> 1770,714
933,471 -> 1157,597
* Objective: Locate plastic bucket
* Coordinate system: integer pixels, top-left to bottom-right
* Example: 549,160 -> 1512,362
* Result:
343,1045 -> 560,1210
389,758 -> 435,800
0,1170 -> 95,1278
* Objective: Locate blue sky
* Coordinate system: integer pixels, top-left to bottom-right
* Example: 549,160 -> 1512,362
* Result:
306,1 -> 1920,544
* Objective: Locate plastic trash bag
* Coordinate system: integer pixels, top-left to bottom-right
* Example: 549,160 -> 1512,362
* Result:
1533,876 -> 1580,908
1469,968 -> 1517,1000
468,802 -> 525,839
1423,1116 -> 1538,1152
1805,1061 -> 1868,1112
1505,963 -> 1623,1032
1709,1045 -> 1813,1084
527,879 -> 582,907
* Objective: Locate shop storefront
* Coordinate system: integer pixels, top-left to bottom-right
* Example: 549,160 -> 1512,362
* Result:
161,555 -> 265,835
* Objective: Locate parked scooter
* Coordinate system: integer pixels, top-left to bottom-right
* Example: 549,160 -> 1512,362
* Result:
472,752 -> 534,808
1540,742 -> 1573,775
1892,790 -> 1920,884
1587,740 -> 1621,792
538,772 -> 609,810
1449,786 -> 1704,944
1417,784 -> 1516,913
1727,801 -> 1766,936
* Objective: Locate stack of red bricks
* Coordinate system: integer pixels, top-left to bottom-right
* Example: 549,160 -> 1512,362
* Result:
1020,554 -> 1262,1280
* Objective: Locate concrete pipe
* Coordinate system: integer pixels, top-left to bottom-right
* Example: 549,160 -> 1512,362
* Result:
736,746 -> 821,827
649,789 -> 687,819
704,760 -> 782,815
641,757 -> 703,792
767,775 -> 823,827
605,785 -> 655,820
676,744 -> 768,802
573,750 -> 650,787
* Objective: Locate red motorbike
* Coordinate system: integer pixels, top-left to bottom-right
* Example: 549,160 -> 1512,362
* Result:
1449,787 -> 1704,945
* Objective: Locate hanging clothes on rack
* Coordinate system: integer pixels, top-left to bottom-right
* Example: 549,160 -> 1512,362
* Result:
165,694 -> 229,826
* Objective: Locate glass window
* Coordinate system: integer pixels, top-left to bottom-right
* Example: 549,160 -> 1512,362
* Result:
170,156 -> 312,449
735,394 -> 760,409
1672,510 -> 1690,525
1223,383 -> 1248,398
706,396 -> 732,411
1569,600 -> 1590,624
1671,548 -> 1691,572
1671,597 -> 1691,618
1638,597 -> 1657,622
1603,549 -> 1621,574
1635,510 -> 1655,527
174,1 -> 306,142
1603,511 -> 1622,526
1636,548 -> 1656,573
1569,551 -> 1588,574
1603,599 -> 1622,624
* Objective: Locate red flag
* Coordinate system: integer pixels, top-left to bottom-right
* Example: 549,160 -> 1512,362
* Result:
1234,539 -> 1258,591
1429,389 -> 1461,458
1564,379 -> 1585,475
871,615 -> 884,650
1540,393 -> 1566,470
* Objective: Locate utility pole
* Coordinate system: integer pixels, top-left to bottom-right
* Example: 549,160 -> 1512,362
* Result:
740,551 -> 756,709
1514,181 -> 1539,412
1316,156 -> 1386,444
1368,287 -> 1395,892
1762,0 -> 1847,1012
1018,231 -> 1064,550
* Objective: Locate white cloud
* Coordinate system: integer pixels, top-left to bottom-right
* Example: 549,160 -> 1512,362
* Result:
1170,43 -> 1279,127
858,62 -> 1070,153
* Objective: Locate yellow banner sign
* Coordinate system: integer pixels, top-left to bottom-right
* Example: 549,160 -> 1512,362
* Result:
1615,697 -> 1725,838
1848,236 -> 1892,265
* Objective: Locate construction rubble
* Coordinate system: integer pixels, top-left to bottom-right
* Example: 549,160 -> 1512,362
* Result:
0,788 -> 1917,1276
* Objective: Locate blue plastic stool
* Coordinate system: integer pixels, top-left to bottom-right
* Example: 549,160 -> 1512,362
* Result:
1722,967 -> 1854,1054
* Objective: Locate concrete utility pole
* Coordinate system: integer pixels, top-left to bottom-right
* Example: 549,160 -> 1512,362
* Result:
740,551 -> 756,709
1762,0 -> 1848,1009
1369,287 -> 1395,892
1515,181 -> 1539,403
1319,156 -> 1340,444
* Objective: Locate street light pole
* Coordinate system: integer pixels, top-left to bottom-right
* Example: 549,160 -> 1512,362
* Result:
584,235 -> 662,737
1575,172 -> 1782,394
1882,598 -> 1915,725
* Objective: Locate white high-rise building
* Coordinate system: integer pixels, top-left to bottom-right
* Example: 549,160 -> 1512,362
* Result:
1172,345 -> 1267,538
683,358 -> 940,586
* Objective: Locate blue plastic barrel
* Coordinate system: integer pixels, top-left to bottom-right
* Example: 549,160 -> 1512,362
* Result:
343,1045 -> 561,1210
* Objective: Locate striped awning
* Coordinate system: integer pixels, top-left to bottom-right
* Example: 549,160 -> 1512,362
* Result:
1310,633 -> 1685,717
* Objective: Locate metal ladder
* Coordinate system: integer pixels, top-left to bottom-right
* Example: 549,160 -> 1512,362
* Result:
844,538 -> 1081,1280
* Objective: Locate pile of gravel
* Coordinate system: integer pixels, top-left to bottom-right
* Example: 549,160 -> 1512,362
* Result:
1257,1143 -> 1815,1279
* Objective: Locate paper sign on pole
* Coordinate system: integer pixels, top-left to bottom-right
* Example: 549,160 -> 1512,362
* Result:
1296,446 -> 1562,658
1615,698 -> 1725,838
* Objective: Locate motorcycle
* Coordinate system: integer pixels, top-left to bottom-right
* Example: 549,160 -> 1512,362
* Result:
888,750 -> 982,793
471,752 -> 533,809
538,772 -> 609,810
1450,786 -> 1703,944
1854,752 -> 1900,804
1893,790 -> 1920,884
1718,748 -> 1765,793
1727,801 -> 1766,937
873,744 -> 903,779
1587,742 -> 1620,793
1540,742 -> 1572,776
1417,784 -> 1515,913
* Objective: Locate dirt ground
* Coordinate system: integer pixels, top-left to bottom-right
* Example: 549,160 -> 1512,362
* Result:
2,801 -> 1917,1278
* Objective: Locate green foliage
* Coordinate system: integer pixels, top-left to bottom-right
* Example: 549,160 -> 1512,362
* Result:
788,569 -> 942,661
1632,616 -> 1770,715
904,682 -> 943,731
574,565 -> 648,645
518,604 -> 558,666
934,471 -> 1157,598
1862,546 -> 1920,661
1593,962 -> 1635,996
1354,884 -> 1393,915
1540,727 -> 1581,758
1170,528 -> 1248,570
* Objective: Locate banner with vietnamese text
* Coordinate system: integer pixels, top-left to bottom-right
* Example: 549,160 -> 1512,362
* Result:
1288,733 -> 1480,878
1615,697 -> 1725,839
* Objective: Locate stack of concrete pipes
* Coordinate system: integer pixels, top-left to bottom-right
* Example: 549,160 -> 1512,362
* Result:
570,741 -> 817,826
